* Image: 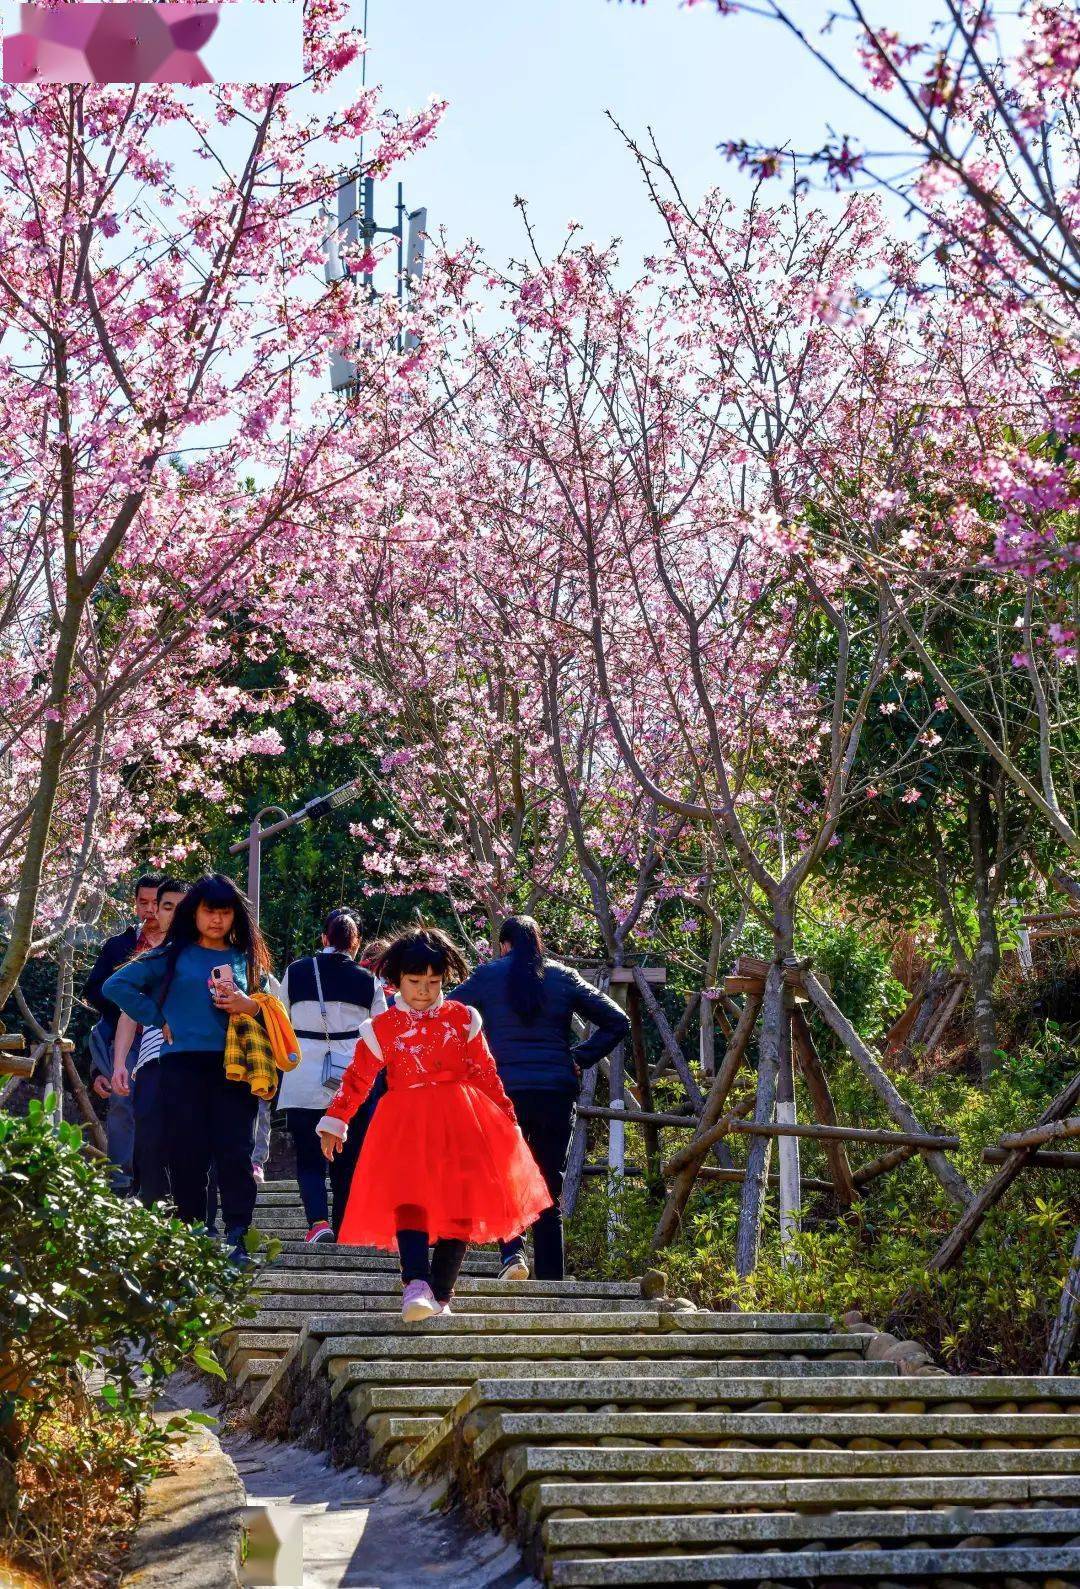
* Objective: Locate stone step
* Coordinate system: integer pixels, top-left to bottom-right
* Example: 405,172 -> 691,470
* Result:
543,1502 -> 1080,1554
259,1271 -> 642,1298
501,1442 -> 1080,1493
248,1339 -> 302,1420
528,1471 -> 1080,1519
327,1357 -> 894,1401
548,1544 -> 1080,1585
223,1331 -> 297,1372
268,1243 -> 503,1274
449,1374 -> 1080,1420
466,1409 -> 1080,1465
235,1357 -> 277,1398
313,1331 -> 867,1378
252,1291 -> 655,1315
367,1414 -> 444,1467
293,1309 -> 835,1338
349,1374 -> 1080,1432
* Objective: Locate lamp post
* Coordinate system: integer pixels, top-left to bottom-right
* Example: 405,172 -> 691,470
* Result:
228,776 -> 365,925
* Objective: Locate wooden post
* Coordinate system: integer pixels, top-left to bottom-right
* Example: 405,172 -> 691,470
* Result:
607,1036 -> 626,1201
62,1051 -> 108,1154
802,969 -> 972,1209
931,1068 -> 1080,1271
46,1039 -> 64,1127
627,984 -> 661,1186
735,962 -> 784,1277
562,1061 -> 598,1218
775,996 -> 801,1263
790,1007 -> 856,1206
699,992 -> 716,1079
1044,1225 -> 1080,1374
630,967 -> 704,1113
650,993 -> 762,1252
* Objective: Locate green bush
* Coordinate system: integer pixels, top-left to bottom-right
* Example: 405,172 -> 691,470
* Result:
1,1098 -> 254,1417
569,1039 -> 1080,1375
1,1096 -> 261,1579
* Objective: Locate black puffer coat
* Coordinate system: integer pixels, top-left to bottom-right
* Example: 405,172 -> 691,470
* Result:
452,957 -> 629,1094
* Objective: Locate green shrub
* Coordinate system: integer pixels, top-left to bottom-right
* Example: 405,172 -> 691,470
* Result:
1,1098 -> 255,1417
1,1096 -> 262,1578
569,1040 -> 1080,1375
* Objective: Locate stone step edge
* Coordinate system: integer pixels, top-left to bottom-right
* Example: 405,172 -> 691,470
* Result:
501,1444 -> 1080,1492
529,1471 -> 1080,1514
548,1544 -> 1080,1586
542,1501 -> 1080,1547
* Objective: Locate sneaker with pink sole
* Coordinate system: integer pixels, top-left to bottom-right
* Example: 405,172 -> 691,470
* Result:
401,1280 -> 440,1322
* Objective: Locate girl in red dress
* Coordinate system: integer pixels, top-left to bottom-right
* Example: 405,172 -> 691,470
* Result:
317,926 -> 552,1321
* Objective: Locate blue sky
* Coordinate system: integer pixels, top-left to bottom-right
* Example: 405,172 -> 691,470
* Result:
362,0 -> 917,273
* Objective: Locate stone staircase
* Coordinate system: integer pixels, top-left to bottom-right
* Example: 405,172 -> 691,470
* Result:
233,1178 -> 1080,1586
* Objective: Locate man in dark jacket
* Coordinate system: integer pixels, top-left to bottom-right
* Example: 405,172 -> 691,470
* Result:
84,873 -> 161,1191
454,930 -> 629,1280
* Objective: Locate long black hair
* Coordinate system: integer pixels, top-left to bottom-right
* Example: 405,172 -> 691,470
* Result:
152,872 -> 272,993
377,925 -> 468,987
499,915 -> 546,1022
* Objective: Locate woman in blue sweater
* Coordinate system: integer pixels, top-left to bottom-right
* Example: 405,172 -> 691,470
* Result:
104,873 -> 272,1260
453,916 -> 629,1280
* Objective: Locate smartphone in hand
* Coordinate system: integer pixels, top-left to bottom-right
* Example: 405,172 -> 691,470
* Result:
210,963 -> 236,1002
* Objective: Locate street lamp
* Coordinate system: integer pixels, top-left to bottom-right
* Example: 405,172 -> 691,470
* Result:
228,775 -> 365,924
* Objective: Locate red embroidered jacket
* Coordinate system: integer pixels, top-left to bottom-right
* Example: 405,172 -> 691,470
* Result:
317,997 -> 515,1139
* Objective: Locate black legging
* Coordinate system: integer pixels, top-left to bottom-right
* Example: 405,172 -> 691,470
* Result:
500,1088 -> 576,1280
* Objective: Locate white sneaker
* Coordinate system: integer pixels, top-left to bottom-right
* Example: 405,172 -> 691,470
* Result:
401,1279 -> 440,1322
499,1253 -> 530,1282
437,1302 -> 453,1316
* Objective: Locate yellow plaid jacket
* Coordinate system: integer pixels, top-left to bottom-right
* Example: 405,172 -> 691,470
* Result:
224,1012 -> 279,1099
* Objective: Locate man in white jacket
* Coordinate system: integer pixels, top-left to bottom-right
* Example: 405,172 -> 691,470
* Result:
277,909 -> 386,1242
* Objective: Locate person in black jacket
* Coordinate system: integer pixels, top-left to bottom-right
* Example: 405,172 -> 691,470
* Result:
83,872 -> 162,1191
453,916 -> 629,1280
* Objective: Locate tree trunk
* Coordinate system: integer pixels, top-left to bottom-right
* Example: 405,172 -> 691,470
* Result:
968,776 -> 1002,1085
735,959 -> 786,1276
775,996 -> 801,1264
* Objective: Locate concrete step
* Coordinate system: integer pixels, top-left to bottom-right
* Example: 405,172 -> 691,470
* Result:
223,1331 -> 298,1372
292,1309 -> 834,1338
312,1331 -> 867,1379
500,1442 -> 1080,1493
544,1501 -> 1080,1553
235,1356 -> 277,1400
267,1243 -> 504,1274
252,1291 -> 656,1315
549,1544 -> 1080,1585
449,1374 -> 1079,1419
465,1409 -> 1080,1465
527,1470 -> 1080,1519
260,1271 -> 642,1298
326,1357 -> 894,1401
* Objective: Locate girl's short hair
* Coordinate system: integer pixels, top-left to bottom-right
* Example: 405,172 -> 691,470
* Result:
376,925 -> 468,987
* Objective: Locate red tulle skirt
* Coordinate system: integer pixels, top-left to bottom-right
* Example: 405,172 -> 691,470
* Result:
337,1082 -> 553,1249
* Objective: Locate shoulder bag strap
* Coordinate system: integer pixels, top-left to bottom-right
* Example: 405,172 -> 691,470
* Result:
311,954 -> 331,1048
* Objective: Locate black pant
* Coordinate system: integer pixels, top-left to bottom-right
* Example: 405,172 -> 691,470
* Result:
287,1105 -> 365,1234
133,1060 -> 170,1207
500,1088 -> 577,1280
160,1051 -> 258,1238
396,1226 -> 467,1304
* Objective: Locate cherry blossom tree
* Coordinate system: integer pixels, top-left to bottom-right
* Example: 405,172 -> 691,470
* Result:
0,9 -> 446,1006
